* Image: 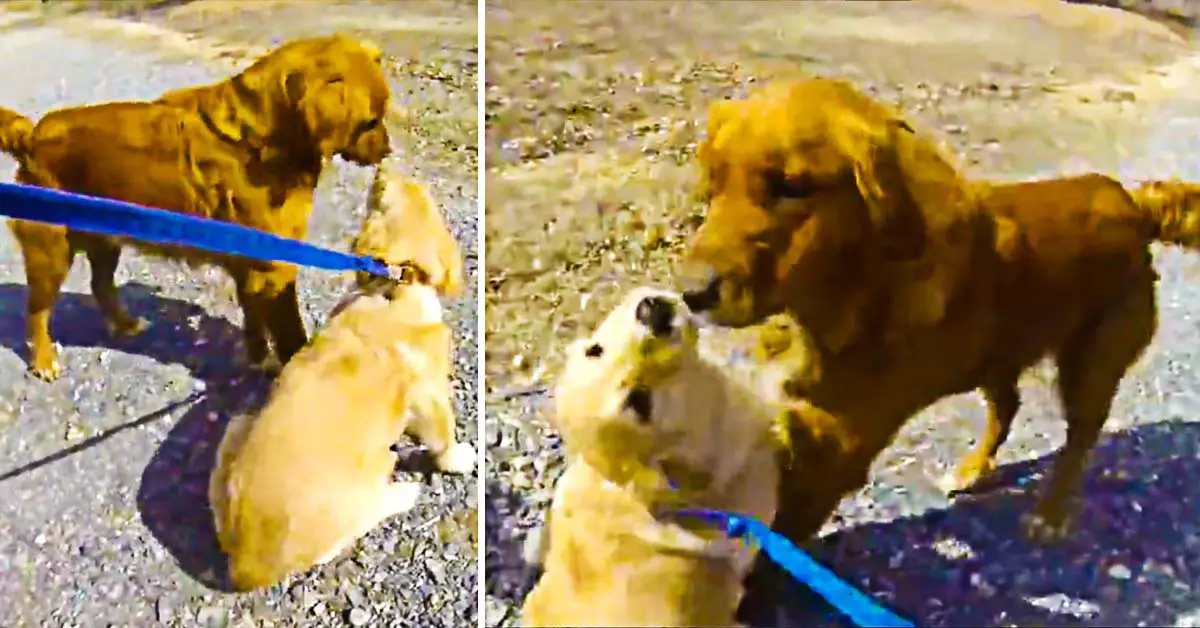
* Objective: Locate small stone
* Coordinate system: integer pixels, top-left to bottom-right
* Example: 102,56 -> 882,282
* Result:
1108,563 -> 1132,580
155,598 -> 175,623
196,606 -> 229,628
348,608 -> 370,626
426,561 -> 447,584
33,533 -> 46,546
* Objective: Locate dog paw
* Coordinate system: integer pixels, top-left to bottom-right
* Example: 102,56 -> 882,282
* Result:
29,344 -> 62,382
1020,511 -> 1070,543
107,316 -> 149,338
935,472 -> 966,496
29,361 -> 61,382
937,468 -> 983,496
436,442 -> 476,475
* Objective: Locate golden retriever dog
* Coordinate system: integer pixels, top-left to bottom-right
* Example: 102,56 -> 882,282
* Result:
521,287 -> 787,627
0,34 -> 392,382
680,77 -> 1200,543
208,167 -> 473,592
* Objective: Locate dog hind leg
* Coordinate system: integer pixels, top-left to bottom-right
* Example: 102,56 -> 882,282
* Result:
74,234 -> 147,338
943,377 -> 1020,494
11,220 -> 73,381
1023,280 -> 1156,542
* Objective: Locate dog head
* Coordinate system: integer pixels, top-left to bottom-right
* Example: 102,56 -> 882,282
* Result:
350,166 -> 464,299
680,78 -> 957,329
552,287 -> 707,490
201,34 -> 392,166
281,34 -> 393,165
1134,179 -> 1200,247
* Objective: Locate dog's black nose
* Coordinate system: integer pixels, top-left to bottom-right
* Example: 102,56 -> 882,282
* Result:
636,295 -> 676,337
680,276 -> 720,313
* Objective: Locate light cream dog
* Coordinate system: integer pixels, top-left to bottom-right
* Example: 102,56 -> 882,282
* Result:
209,166 -> 474,592
521,287 -> 787,627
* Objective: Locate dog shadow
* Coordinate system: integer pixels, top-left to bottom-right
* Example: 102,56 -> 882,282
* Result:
741,419 -> 1200,627
136,375 -> 273,592
485,479 -> 543,619
0,281 -> 274,591
0,281 -> 246,381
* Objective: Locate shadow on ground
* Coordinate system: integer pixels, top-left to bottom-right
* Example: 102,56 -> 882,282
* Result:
135,376 -> 271,592
484,479 -> 542,621
0,280 -> 272,591
744,419 -> 1200,627
487,419 -> 1200,627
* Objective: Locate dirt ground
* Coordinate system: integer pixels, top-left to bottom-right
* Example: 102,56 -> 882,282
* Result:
484,1 -> 1200,626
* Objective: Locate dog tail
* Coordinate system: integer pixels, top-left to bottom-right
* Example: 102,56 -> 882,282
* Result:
0,105 -> 33,161
1131,179 -> 1200,248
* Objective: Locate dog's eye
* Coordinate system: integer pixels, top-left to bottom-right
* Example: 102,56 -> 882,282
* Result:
766,171 -> 815,201
584,343 -> 604,359
625,386 -> 652,423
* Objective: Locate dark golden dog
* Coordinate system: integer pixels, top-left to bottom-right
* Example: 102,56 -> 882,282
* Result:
680,78 -> 1200,543
0,34 -> 392,381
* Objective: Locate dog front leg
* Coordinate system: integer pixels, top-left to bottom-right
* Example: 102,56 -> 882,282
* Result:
235,263 -> 308,371
263,271 -> 308,365
405,378 -> 476,475
231,266 -> 277,372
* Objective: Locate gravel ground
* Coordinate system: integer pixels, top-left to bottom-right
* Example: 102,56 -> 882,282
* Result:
484,3 -> 1200,626
0,7 -> 478,628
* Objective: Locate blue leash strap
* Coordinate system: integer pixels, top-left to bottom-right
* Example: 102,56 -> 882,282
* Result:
674,508 -> 915,628
0,182 -> 392,278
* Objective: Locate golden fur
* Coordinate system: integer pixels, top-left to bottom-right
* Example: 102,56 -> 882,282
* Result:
209,170 -> 473,592
0,34 -> 392,381
350,161 -> 465,299
681,77 -> 1200,543
522,287 -> 785,627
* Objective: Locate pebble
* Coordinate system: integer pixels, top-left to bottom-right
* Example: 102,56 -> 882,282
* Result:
155,598 -> 175,623
1108,563 -> 1133,580
348,608 -> 371,626
196,606 -> 228,628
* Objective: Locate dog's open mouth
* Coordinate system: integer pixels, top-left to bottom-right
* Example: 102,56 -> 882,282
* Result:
625,386 -> 652,423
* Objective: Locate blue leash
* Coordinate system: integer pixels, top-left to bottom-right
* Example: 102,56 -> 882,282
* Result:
675,508 -> 915,628
0,182 -> 394,278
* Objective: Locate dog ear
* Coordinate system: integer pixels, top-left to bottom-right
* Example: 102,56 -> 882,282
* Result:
704,99 -> 736,142
359,38 -> 384,65
843,113 -> 927,261
296,76 -> 351,159
438,250 -> 465,298
366,165 -> 388,215
281,70 -> 308,108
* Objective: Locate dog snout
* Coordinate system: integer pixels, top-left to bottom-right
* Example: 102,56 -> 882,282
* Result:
636,295 -> 676,337
679,271 -> 721,313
